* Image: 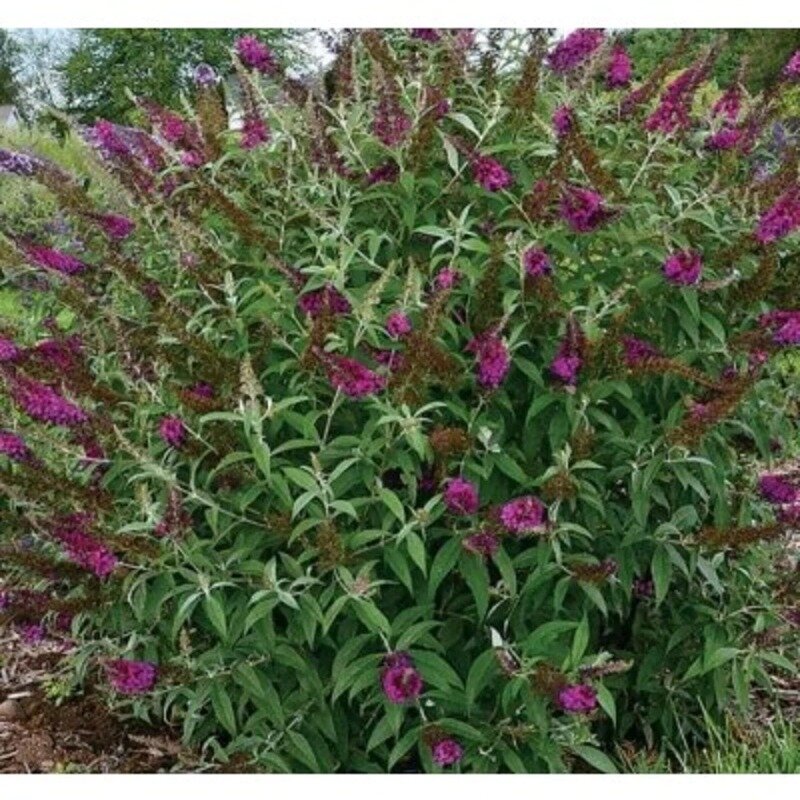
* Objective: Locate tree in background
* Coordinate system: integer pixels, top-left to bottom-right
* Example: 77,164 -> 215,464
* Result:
61,29 -> 297,123
0,29 -> 21,106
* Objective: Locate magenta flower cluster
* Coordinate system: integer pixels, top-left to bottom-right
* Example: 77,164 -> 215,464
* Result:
380,652 -> 424,704
23,244 -> 89,276
366,161 -> 400,186
0,148 -> 40,175
552,105 -> 574,138
706,127 -> 741,151
434,266 -> 461,291
759,310 -> 800,346
621,336 -> 660,366
550,320 -> 584,387
559,185 -> 612,232
547,29 -> 605,74
465,330 -> 510,389
241,114 -> 270,150
645,65 -> 706,133
386,310 -> 413,339
712,86 -> 742,122
0,336 -> 20,362
663,249 -> 703,286
159,415 -> 187,449
106,659 -> 158,694
783,50 -> 800,80
462,530 -> 500,558
93,213 -> 136,240
431,738 -> 463,766
372,95 -> 412,147
52,514 -> 118,578
759,474 -> 799,505
522,246 -> 553,278
297,284 -> 351,318
235,35 -> 277,75
324,354 -> 386,398
557,683 -> 598,713
443,477 -> 479,515
755,188 -> 800,244
607,44 -> 632,88
12,377 -> 89,427
0,430 -> 30,462
499,495 -> 547,535
471,154 -> 513,192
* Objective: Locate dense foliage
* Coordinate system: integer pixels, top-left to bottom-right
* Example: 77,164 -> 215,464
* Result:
1,28 -> 799,774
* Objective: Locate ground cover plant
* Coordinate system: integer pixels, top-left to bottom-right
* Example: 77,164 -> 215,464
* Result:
1,28 -> 799,773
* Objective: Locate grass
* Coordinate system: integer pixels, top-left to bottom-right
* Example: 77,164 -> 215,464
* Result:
619,713 -> 800,773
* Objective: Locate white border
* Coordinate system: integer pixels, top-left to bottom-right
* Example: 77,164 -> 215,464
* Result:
0,0 -> 797,29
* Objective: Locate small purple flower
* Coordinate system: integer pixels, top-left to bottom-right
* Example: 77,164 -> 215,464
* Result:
17,623 -> 46,645
386,310 -> 413,339
0,430 -> 31,462
471,154 -> 513,192
633,577 -> 655,599
465,331 -> 510,389
381,656 -> 423,704
431,738 -> 463,767
410,29 -> 441,43
462,531 -> 500,558
522,247 -> 553,278
547,29 -> 605,74
559,185 -> 612,233
193,63 -> 218,88
0,336 -> 20,362
759,310 -> 800,346
236,35 -> 277,75
240,114 -> 270,150
0,148 -> 40,175
93,213 -> 135,240
106,659 -> 158,694
759,474 -> 799,505
297,284 -> 351,318
434,266 -> 461,291
12,378 -> 89,427
323,354 -> 386,398
621,336 -> 660,366
607,44 -> 632,88
443,477 -> 479,515
755,189 -> 800,245
782,50 -> 800,80
712,86 -> 742,122
706,126 -> 741,151
23,244 -> 89,276
550,319 -> 585,387
366,161 -> 399,185
663,250 -> 703,286
552,105 -> 574,138
499,496 -> 547,535
159,415 -> 186,449
557,683 -> 598,713
372,95 -> 412,147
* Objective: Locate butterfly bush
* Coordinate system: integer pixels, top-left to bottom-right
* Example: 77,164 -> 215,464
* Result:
0,28 -> 799,774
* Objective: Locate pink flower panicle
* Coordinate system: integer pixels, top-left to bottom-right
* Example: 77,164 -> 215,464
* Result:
547,29 -> 605,74
559,185 -> 612,232
0,148 -> 40,175
607,44 -> 632,88
323,354 -> 386,398
443,477 -> 479,515
0,430 -> 30,462
372,94 -> 412,147
759,310 -> 800,346
297,284 -> 351,318
12,378 -> 89,427
712,85 -> 742,121
663,249 -> 703,286
499,495 -> 547,535
159,415 -> 187,449
93,213 -> 136,240
550,318 -> 585,387
759,474 -> 799,505
381,653 -> 424,704
386,310 -> 413,339
462,531 -> 500,558
23,244 -> 89,276
621,336 -> 660,366
755,188 -> 800,244
552,105 -> 575,137
0,336 -> 20,362
236,35 -> 277,75
645,63 -> 709,134
522,247 -> 553,278
557,683 -> 598,713
431,738 -> 464,767
366,161 -> 400,185
410,29 -> 441,42
783,50 -> 800,80
106,659 -> 158,694
434,267 -> 461,291
465,330 -> 510,389
706,126 -> 741,151
471,154 -> 513,192
52,514 -> 118,578
240,114 -> 271,150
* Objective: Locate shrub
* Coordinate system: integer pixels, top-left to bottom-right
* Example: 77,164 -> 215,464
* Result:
1,29 -> 799,773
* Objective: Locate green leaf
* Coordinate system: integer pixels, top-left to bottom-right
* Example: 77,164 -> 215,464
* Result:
571,613 -> 590,665
428,537 -> 461,597
204,594 -> 228,642
651,546 -> 672,607
595,683 -> 616,726
465,649 -> 498,709
379,487 -> 406,523
570,745 -> 618,774
209,684 -> 237,737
